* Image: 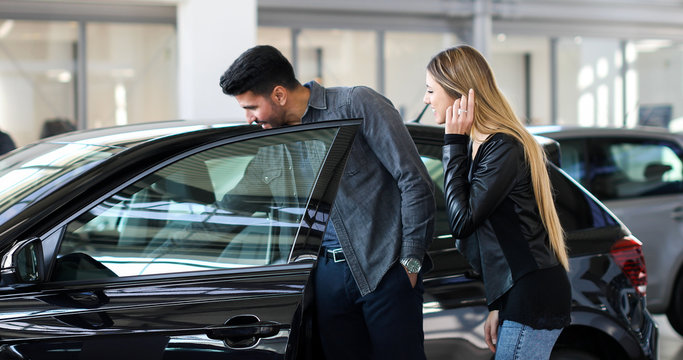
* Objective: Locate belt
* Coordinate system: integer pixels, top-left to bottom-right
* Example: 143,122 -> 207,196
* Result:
324,248 -> 345,263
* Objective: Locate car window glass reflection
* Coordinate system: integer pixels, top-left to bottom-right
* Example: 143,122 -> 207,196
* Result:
557,139 -> 587,186
52,128 -> 337,281
591,140 -> 683,199
420,156 -> 449,236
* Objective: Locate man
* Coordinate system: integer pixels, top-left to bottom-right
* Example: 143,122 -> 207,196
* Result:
219,45 -> 435,360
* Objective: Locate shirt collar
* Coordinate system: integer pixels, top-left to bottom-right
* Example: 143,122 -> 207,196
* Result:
304,81 -> 327,110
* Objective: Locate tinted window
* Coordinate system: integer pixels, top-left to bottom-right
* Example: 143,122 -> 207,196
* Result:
421,156 -> 451,239
556,139 -> 587,186
587,139 -> 683,200
51,128 -> 337,281
423,151 -> 616,234
549,165 -> 618,231
0,143 -> 120,225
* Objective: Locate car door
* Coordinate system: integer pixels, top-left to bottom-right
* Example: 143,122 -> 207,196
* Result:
0,121 -> 359,360
557,135 -> 683,311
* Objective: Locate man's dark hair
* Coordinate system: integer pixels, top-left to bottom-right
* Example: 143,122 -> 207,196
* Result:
219,45 -> 300,96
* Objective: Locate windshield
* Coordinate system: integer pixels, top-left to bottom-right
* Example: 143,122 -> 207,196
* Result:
0,142 -> 122,225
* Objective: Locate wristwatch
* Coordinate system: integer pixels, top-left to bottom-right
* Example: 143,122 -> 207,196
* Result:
400,257 -> 422,274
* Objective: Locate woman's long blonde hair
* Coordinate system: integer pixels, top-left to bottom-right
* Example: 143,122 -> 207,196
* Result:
428,45 -> 569,270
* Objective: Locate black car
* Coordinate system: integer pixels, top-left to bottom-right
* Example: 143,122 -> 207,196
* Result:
530,125 -> 683,337
0,120 -> 657,359
409,124 -> 657,360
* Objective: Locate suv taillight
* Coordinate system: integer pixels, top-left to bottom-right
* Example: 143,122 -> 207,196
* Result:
610,236 -> 647,296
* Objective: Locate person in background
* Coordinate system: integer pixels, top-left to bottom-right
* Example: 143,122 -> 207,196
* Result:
0,129 -> 15,155
424,45 -> 571,359
40,118 -> 76,139
219,45 -> 435,360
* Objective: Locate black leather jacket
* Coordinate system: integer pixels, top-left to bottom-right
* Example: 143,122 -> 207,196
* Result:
443,133 -> 561,305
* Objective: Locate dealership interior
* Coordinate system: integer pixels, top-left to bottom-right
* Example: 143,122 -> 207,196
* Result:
1,0 -> 683,358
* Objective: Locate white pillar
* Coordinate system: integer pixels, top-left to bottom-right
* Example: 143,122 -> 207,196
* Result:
472,0 -> 492,58
177,0 -> 256,120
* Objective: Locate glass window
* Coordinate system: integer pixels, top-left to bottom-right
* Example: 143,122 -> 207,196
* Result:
296,29 -> 376,89
257,27 -> 292,59
556,139 -> 587,186
549,165 -> 618,232
633,40 -> 683,131
0,20 -> 78,147
587,139 -> 683,200
52,128 -> 337,281
420,156 -> 449,237
87,23 -> 177,129
385,32 -> 459,124
0,142 -> 119,225
490,35 -> 551,125
556,37 -> 626,127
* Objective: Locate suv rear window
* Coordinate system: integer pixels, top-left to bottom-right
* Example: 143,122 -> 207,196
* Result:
416,142 -> 624,256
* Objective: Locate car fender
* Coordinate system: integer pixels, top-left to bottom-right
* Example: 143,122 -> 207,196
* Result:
567,309 -> 655,359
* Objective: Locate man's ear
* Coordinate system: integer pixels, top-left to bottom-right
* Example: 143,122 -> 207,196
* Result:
271,86 -> 287,106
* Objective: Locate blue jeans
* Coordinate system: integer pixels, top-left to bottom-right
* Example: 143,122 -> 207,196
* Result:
313,256 -> 425,360
495,320 -> 563,360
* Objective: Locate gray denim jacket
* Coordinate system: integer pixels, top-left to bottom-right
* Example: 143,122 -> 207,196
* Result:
302,81 -> 435,296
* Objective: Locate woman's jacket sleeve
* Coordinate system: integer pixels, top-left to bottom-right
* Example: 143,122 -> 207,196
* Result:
442,133 -> 524,238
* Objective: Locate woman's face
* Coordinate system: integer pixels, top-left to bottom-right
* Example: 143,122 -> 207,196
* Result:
423,71 -> 457,125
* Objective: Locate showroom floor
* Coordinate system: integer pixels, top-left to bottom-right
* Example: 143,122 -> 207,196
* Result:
657,315 -> 683,359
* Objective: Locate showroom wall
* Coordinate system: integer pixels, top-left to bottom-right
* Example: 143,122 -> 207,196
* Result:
2,0 -> 683,146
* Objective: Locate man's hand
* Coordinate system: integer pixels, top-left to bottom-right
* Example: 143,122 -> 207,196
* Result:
402,266 -> 418,288
484,310 -> 499,353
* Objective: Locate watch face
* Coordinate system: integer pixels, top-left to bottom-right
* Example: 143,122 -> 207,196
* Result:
403,258 -> 421,273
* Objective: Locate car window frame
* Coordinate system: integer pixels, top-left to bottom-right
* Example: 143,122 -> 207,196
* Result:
29,120 -> 360,286
585,136 -> 683,200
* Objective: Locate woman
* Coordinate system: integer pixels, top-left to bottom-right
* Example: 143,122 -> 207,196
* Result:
424,45 -> 571,359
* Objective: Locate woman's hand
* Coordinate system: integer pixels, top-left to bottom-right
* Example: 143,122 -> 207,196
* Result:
484,310 -> 499,353
445,88 -> 475,135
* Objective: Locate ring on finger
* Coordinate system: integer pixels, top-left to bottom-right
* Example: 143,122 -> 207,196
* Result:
457,109 -> 468,115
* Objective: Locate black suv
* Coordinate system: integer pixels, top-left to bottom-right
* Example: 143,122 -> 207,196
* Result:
408,123 -> 657,359
0,120 -> 657,359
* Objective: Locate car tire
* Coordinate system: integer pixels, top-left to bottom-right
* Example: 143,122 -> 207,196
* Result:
550,348 -> 600,360
667,273 -> 683,336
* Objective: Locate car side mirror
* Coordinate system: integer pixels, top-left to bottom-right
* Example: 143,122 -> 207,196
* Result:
1,238 -> 44,286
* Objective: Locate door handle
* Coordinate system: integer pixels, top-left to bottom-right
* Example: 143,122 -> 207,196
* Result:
206,315 -> 287,349
55,312 -> 114,330
672,206 -> 683,220
41,290 -> 110,309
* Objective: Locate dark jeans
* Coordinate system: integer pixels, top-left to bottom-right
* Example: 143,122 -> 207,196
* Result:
313,253 -> 426,360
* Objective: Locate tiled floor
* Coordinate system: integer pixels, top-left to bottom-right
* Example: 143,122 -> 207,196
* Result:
656,315 -> 683,360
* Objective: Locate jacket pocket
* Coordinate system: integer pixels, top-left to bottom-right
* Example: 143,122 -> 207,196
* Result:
344,148 -> 367,176
262,168 -> 282,184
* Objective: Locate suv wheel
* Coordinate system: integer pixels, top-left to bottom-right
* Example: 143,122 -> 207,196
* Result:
667,273 -> 683,336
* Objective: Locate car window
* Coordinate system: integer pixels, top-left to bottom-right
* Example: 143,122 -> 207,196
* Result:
51,128 -> 337,281
414,134 -> 621,260
422,152 -> 616,233
556,139 -> 587,186
589,139 -> 683,199
420,156 -> 451,238
0,143 -> 121,226
549,165 -> 618,231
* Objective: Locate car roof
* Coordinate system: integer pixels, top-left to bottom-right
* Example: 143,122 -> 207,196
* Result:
405,123 -> 562,166
39,119 -> 249,149
528,124 -> 683,140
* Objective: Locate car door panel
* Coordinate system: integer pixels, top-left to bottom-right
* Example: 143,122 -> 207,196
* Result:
605,194 -> 683,309
0,121 -> 360,359
584,137 -> 683,311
